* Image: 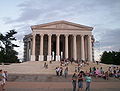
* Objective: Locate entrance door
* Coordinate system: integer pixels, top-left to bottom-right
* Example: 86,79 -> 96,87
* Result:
43,35 -> 48,61
52,35 -> 56,61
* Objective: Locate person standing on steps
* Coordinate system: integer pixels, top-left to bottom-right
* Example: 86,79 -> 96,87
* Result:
64,67 -> 68,78
60,67 -> 63,76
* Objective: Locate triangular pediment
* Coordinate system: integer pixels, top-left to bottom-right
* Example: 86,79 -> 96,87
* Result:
31,20 -> 93,30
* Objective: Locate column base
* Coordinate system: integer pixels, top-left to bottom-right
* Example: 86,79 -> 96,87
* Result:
81,58 -> 85,61
88,59 -> 93,62
74,57 -> 77,61
47,55 -> 52,61
39,55 -> 44,61
56,55 -> 60,61
88,58 -> 92,62
31,55 -> 35,61
88,55 -> 92,62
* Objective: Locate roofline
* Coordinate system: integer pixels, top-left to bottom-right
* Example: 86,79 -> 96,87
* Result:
31,20 -> 93,30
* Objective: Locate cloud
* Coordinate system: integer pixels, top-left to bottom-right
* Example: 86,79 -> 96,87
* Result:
3,0 -> 120,29
14,24 -> 32,40
3,0 -> 118,23
1,0 -> 120,60
15,8 -> 42,22
95,28 -> 120,52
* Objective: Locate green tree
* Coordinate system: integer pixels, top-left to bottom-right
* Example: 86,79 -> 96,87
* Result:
0,30 -> 19,63
100,51 -> 120,65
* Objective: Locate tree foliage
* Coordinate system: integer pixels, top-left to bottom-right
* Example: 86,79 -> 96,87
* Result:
100,51 -> 120,65
0,30 -> 19,63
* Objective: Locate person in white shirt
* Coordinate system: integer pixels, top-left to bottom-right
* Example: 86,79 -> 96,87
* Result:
0,70 -> 7,91
1,71 -> 8,90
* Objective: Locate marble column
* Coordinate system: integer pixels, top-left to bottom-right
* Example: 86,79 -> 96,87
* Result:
81,35 -> 85,61
31,34 -> 36,61
39,34 -> 44,61
65,34 -> 69,59
56,34 -> 60,61
88,35 -> 92,62
73,34 -> 77,60
26,41 -> 29,61
47,34 -> 52,61
28,41 -> 31,61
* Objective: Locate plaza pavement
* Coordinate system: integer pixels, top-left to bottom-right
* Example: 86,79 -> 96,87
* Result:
5,81 -> 120,91
5,73 -> 120,91
0,61 -> 120,91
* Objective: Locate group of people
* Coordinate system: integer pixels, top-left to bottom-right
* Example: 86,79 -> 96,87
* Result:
108,66 -> 120,78
89,66 -> 120,80
55,66 -> 68,78
0,69 -> 8,91
60,59 -> 69,66
71,61 -> 120,91
72,72 -> 92,91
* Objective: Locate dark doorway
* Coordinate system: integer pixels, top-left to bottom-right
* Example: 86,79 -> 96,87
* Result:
35,34 -> 40,61
43,35 -> 48,61
51,35 -> 56,61
60,35 -> 65,59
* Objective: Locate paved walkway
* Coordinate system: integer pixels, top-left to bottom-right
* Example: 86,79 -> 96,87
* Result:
5,82 -> 120,91
8,74 -> 120,82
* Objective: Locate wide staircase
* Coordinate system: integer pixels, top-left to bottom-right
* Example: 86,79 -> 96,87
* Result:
0,61 -> 111,74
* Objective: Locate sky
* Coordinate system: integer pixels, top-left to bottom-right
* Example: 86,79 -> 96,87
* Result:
0,0 -> 120,60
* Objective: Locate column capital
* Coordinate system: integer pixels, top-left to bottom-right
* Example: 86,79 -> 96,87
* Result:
40,34 -> 44,36
32,33 -> 36,37
48,34 -> 52,36
73,34 -> 77,37
64,34 -> 69,37
88,35 -> 92,37
80,34 -> 85,37
56,34 -> 60,37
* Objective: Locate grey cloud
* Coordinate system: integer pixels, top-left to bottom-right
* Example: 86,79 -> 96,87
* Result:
2,17 -> 13,24
3,0 -> 120,26
15,8 -> 43,22
2,0 -> 120,52
97,28 -> 120,51
100,29 -> 120,44
14,24 -> 31,40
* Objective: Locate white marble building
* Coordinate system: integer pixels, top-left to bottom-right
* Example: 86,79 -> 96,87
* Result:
23,20 -> 94,62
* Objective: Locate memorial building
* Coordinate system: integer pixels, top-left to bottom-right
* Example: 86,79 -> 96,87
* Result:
23,20 -> 94,61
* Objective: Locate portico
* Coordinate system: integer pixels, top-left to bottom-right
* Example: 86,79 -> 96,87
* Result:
23,20 -> 94,62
